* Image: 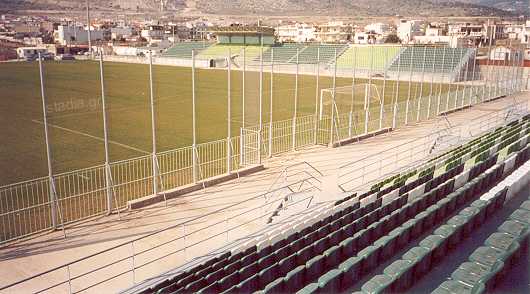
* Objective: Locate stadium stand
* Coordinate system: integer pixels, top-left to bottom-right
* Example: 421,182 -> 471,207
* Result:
260,44 -> 304,63
197,44 -> 265,61
336,46 -> 402,70
388,47 -> 472,74
131,113 -> 530,294
162,42 -> 213,58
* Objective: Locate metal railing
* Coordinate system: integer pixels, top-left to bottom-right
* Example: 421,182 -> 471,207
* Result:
0,175 -> 322,294
338,100 -> 529,192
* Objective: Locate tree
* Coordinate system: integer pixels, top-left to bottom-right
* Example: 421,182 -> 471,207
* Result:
385,34 -> 401,44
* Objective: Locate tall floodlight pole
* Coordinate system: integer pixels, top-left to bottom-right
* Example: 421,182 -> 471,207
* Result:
227,48 -> 232,174
86,0 -> 92,58
329,49 -> 338,147
405,46 -> 414,125
366,45 -> 374,133
38,53 -> 58,229
292,47 -> 299,151
269,48 -> 274,158
417,46 -> 427,122
148,51 -> 158,197
313,47 -> 320,145
240,47 -> 246,165
191,50 -> 197,183
437,46 -> 447,115
380,47 -> 388,130
99,53 -> 113,214
258,45 -> 263,164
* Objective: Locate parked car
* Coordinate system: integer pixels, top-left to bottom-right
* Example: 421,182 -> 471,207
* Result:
55,54 -> 76,61
41,53 -> 55,61
24,54 -> 37,61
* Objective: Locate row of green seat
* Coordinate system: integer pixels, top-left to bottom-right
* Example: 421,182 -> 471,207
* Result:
296,156 -> 500,293
162,42 -> 213,59
388,47 -> 471,74
361,182 -> 508,293
141,114 -> 530,294
359,136 -> 530,294
433,153 -> 530,294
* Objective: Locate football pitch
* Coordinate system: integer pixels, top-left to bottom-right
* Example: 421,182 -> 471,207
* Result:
0,60 -> 450,185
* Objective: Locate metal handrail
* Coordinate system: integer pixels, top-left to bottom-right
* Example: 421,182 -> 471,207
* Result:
338,100 -> 529,192
0,176 -> 316,292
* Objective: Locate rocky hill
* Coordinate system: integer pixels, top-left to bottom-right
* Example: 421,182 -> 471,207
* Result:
0,0 -> 523,16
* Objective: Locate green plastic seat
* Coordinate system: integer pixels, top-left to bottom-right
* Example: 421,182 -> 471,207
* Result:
318,269 -> 343,293
484,232 -> 521,264
510,209 -> 530,224
520,200 -> 530,211
447,215 -> 467,240
295,282 -> 318,294
373,235 -> 397,262
498,220 -> 530,247
383,259 -> 414,291
419,234 -> 448,263
359,245 -> 380,272
469,246 -> 504,268
452,261 -> 502,291
402,246 -> 432,279
434,224 -> 460,249
469,200 -> 488,223
457,209 -> 479,236
284,265 -> 306,292
361,274 -> 394,294
339,256 -> 362,288
433,279 -> 486,294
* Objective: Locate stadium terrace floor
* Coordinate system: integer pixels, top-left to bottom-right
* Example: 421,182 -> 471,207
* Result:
1,92 -> 529,293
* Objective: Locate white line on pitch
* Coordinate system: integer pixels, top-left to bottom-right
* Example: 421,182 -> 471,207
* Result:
31,119 -> 150,155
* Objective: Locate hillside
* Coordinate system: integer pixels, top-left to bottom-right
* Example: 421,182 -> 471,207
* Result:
0,0 -> 521,16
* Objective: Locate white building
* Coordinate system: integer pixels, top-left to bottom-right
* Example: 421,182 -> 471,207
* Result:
315,21 -> 353,43
397,20 -> 424,44
54,25 -> 105,46
353,32 -> 383,44
364,23 -> 390,35
111,27 -> 133,40
140,25 -> 165,43
276,23 -> 316,43
16,46 -> 47,58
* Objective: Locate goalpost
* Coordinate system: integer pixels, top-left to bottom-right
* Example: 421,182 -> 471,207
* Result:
319,83 -> 384,141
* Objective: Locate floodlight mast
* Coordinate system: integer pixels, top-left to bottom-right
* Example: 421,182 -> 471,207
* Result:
86,0 -> 92,57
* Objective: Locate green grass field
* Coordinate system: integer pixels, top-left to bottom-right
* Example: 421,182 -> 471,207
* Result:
0,60 -> 451,186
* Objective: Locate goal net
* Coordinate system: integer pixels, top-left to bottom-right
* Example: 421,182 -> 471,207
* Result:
319,84 -> 382,120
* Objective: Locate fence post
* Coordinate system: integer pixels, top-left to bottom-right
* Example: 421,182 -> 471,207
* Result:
427,46 -> 437,119
192,50 -> 198,183
148,51 -> 159,197
38,52 -> 58,230
417,46 -> 427,122
380,47 -> 388,130
99,53 -> 113,214
269,48 -> 274,158
350,46 -> 358,137
446,48 -> 456,112
365,45 -> 374,134
314,47 -> 320,145
329,49 -> 338,147
405,46 -> 414,125
437,46 -> 447,115
240,48 -> 246,165
392,48 -> 401,129
470,48 -> 478,106
292,48 -> 299,151
227,48 -> 232,174
258,46 -> 263,164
